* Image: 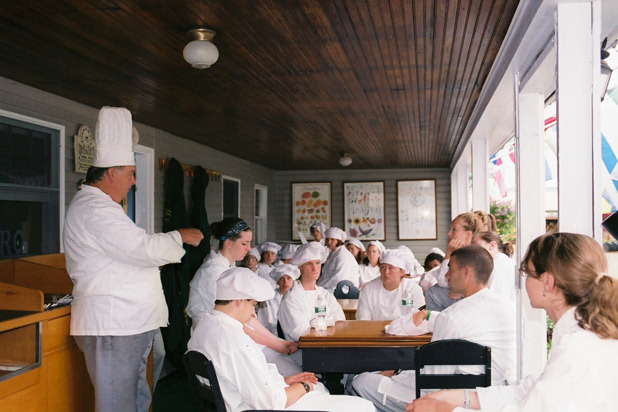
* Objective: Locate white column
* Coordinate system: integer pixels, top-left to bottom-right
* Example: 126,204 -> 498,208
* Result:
555,1 -> 601,237
471,139 -> 489,212
451,157 -> 469,218
516,91 -> 547,380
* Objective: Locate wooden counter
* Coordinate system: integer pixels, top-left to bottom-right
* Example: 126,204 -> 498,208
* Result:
0,254 -> 94,412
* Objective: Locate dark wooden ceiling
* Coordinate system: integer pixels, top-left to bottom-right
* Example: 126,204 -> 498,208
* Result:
0,0 -> 519,170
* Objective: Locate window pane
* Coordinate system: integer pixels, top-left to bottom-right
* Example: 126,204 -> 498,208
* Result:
0,200 -> 43,258
0,122 -> 52,187
223,179 -> 239,218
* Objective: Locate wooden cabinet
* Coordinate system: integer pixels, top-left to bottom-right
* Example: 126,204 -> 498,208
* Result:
0,254 -> 94,412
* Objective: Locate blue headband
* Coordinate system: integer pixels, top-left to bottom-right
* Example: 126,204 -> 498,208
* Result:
220,220 -> 250,241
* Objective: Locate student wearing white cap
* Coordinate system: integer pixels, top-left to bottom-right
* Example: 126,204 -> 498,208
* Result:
257,264 -> 300,335
242,247 -> 261,272
187,218 -> 299,375
359,240 -> 385,287
317,227 -> 360,293
356,249 -> 425,321
257,241 -> 282,287
310,221 -> 327,244
187,267 -> 375,412
280,243 -> 300,264
279,242 -> 346,341
345,237 -> 366,264
64,107 -> 204,412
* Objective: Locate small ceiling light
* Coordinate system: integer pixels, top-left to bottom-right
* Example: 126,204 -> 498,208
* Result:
183,28 -> 219,69
339,153 -> 352,167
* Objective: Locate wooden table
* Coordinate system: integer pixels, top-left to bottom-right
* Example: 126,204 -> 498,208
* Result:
337,299 -> 358,320
300,320 -> 431,374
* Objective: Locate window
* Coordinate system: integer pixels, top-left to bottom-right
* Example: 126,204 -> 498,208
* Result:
222,176 -> 240,219
0,110 -> 64,259
254,185 -> 268,244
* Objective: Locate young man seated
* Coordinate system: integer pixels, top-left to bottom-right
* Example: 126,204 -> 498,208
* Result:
187,266 -> 376,412
348,245 -> 516,412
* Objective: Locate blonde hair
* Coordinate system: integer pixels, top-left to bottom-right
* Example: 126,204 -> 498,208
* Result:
522,232 -> 618,339
474,210 -> 497,232
454,212 -> 483,234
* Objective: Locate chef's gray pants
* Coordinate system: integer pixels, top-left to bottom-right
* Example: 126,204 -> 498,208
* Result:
74,331 -> 155,412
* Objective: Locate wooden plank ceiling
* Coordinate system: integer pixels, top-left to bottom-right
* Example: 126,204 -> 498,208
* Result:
0,0 -> 519,170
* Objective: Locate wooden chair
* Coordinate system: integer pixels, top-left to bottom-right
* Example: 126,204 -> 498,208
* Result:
414,339 -> 492,398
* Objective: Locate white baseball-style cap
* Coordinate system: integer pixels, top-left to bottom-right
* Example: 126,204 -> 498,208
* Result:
216,267 -> 275,302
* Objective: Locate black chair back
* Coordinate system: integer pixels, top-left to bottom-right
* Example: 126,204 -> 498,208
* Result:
184,350 -> 227,412
414,339 -> 492,398
334,280 -> 360,299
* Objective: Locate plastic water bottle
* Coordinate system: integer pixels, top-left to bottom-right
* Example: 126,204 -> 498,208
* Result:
314,293 -> 327,332
401,290 -> 414,315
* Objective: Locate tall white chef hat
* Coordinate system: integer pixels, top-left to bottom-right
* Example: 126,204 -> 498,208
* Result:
216,267 -> 275,302
290,241 -> 325,266
324,227 -> 347,242
259,242 -> 281,254
269,264 -> 301,281
345,237 -> 366,251
381,249 -> 414,274
367,240 -> 385,254
280,243 -> 300,259
93,106 -> 135,167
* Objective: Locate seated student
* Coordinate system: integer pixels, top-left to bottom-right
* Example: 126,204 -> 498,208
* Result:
349,245 -> 516,412
310,221 -> 327,245
423,251 -> 444,272
257,242 -> 281,287
421,212 -> 482,311
406,233 -> 618,412
356,249 -> 426,321
187,267 -> 376,412
258,264 -> 300,335
279,242 -> 346,341
318,227 -> 361,292
243,247 -> 261,272
359,240 -> 385,287
472,231 -> 516,303
346,237 -> 366,264
280,243 -> 300,264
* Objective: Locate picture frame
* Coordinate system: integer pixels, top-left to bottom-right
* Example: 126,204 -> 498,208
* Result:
343,181 -> 385,240
397,179 -> 437,240
291,182 -> 331,240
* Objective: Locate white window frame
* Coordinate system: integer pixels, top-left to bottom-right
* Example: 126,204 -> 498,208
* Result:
254,184 -> 268,244
134,144 -> 154,233
0,108 -> 65,251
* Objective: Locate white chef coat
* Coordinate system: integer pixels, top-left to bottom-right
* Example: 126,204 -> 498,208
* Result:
356,277 -> 426,320
278,280 -> 345,341
359,263 -> 380,286
187,310 -> 376,412
487,253 -> 516,303
419,258 -> 449,291
317,246 -> 360,292
257,288 -> 284,335
382,288 -> 516,403
463,306 -> 618,412
187,251 -> 232,321
63,184 -> 185,336
257,262 -> 278,288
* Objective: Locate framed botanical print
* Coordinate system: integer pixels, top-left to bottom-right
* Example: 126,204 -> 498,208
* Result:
291,182 -> 331,240
343,181 -> 385,240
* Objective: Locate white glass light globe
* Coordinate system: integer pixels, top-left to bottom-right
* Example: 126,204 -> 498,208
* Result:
183,40 -> 219,69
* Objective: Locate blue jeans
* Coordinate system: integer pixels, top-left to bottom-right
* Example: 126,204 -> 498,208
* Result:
75,331 -> 155,412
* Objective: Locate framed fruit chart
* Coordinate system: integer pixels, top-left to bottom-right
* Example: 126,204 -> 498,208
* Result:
291,182 -> 331,240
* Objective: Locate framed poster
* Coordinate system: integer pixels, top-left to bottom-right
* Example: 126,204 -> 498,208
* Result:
291,182 -> 331,240
343,181 -> 385,240
397,179 -> 437,240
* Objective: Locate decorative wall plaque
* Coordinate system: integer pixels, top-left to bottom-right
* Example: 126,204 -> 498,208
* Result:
74,125 -> 95,174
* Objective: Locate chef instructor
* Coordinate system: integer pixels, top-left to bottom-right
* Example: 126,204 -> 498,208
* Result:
63,107 -> 203,412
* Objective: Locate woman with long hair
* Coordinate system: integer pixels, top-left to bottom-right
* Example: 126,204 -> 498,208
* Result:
407,232 -> 618,412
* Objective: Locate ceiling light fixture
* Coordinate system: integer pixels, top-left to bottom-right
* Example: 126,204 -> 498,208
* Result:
183,28 -> 219,69
339,153 -> 352,167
